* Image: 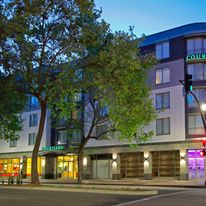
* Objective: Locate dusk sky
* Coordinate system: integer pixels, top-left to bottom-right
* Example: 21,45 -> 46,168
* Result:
95,0 -> 206,36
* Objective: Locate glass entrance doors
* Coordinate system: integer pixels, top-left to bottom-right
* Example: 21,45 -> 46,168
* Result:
188,150 -> 204,179
57,156 -> 77,179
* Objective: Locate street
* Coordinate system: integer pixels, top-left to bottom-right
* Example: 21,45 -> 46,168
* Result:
0,187 -> 198,206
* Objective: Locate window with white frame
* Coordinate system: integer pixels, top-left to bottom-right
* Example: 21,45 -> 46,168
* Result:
156,41 -> 169,59
10,140 -> 17,148
187,63 -> 206,81
156,117 -> 170,135
29,114 -> 38,127
156,92 -> 170,110
188,114 -> 204,135
28,133 -> 36,145
187,38 -> 206,54
155,67 -> 170,84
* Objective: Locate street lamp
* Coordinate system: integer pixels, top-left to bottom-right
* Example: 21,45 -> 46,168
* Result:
201,103 -> 206,112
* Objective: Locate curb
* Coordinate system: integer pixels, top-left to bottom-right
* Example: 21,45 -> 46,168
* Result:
0,185 -> 159,196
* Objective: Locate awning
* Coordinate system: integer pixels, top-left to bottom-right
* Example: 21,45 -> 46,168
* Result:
39,150 -> 67,156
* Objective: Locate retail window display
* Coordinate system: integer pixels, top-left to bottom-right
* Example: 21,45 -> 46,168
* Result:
0,158 -> 20,176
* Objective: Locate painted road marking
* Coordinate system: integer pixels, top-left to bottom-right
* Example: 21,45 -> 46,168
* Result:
113,189 -> 194,206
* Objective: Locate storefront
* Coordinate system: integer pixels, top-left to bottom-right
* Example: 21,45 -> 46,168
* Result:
188,149 -> 204,179
91,154 -> 112,179
26,157 -> 42,177
151,151 -> 180,177
57,155 -> 78,179
0,158 -> 20,177
120,152 -> 144,178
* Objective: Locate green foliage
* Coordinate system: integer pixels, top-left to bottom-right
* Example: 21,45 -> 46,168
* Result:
0,0 -> 156,146
81,29 -> 156,143
0,75 -> 26,140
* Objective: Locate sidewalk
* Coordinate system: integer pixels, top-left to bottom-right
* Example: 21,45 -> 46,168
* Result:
1,176 -> 205,188
34,178 -> 206,188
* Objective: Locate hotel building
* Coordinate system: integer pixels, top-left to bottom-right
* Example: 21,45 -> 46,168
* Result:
0,22 -> 206,181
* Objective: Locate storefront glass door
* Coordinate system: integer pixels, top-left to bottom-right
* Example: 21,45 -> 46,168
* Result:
57,156 -> 77,179
188,150 -> 204,179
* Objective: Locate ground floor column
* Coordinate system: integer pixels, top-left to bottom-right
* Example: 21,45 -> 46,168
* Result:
180,149 -> 188,180
112,153 -> 120,179
144,151 -> 152,180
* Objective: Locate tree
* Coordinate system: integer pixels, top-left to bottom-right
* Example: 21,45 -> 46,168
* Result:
71,30 -> 156,182
0,74 -> 26,141
0,0 -> 156,184
0,0 -> 106,184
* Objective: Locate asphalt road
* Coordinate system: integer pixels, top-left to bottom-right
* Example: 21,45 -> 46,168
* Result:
115,189 -> 206,206
0,187 -> 184,206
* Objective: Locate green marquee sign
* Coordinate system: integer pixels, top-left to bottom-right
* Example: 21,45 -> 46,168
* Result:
42,145 -> 65,151
185,53 -> 206,62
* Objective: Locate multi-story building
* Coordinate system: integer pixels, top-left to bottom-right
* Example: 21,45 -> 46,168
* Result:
0,22 -> 206,181
82,22 -> 206,180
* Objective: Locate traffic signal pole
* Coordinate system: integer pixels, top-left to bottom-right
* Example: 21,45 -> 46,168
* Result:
179,80 -> 206,132
180,78 -> 206,186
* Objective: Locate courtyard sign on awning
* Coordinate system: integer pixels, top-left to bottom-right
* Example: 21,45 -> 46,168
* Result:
42,145 -> 65,151
185,53 -> 206,62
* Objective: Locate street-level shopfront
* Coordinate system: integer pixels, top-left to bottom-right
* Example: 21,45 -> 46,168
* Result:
82,141 -> 206,180
57,155 -> 78,179
0,158 -> 20,177
0,154 -> 78,180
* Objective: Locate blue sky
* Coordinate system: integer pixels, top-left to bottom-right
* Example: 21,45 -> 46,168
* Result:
95,0 -> 206,36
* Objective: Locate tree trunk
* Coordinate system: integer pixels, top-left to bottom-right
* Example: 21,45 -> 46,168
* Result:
77,151 -> 83,183
31,102 -> 47,185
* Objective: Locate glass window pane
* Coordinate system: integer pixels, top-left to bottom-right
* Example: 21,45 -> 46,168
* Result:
195,38 -> 202,52
156,119 -> 162,135
163,67 -> 170,83
188,115 -> 195,128
204,64 -> 206,80
163,118 -> 170,134
195,64 -> 204,80
196,115 -> 203,128
187,39 -> 194,54
163,42 -> 169,58
187,64 -> 194,77
163,92 -> 170,109
156,94 -> 162,110
156,44 -> 162,59
156,69 -> 162,84
203,39 -> 206,53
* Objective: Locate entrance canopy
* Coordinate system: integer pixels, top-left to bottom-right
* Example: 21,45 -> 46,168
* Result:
39,150 -> 67,156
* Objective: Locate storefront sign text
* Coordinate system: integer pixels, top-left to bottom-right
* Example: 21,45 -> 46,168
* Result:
42,145 -> 65,151
185,53 -> 206,62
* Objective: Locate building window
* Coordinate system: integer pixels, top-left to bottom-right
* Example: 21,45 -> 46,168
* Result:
71,128 -> 81,144
156,67 -> 170,84
10,140 -> 17,148
188,89 -> 206,108
28,133 -> 36,145
188,63 -> 206,81
30,96 -> 39,108
156,92 -> 170,110
57,130 -> 67,145
96,124 -> 108,140
187,38 -> 206,54
156,41 -> 169,59
29,114 -> 38,127
188,115 -> 204,135
156,117 -> 170,135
